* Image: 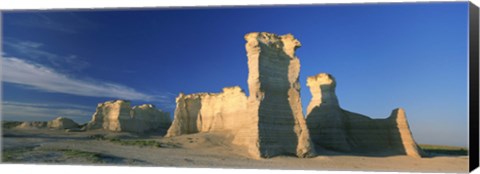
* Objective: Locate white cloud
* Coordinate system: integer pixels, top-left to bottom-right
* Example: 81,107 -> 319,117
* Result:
2,101 -> 93,123
2,57 -> 159,101
2,101 -> 92,110
3,38 -> 90,71
4,39 -> 57,59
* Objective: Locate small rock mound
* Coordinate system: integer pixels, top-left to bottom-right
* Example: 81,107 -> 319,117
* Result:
14,117 -> 80,130
15,121 -> 47,129
47,117 -> 80,129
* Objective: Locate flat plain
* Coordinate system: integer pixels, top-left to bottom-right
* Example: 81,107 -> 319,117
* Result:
1,128 -> 468,173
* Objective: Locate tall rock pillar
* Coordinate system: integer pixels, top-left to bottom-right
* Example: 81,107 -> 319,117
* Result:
306,73 -> 351,151
234,32 -> 315,158
388,108 -> 423,158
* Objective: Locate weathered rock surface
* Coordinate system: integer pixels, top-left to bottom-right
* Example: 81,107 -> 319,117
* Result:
86,100 -> 171,133
165,32 -> 421,159
14,117 -> 79,130
233,32 -> 315,158
166,86 -> 248,137
166,32 -> 315,159
47,117 -> 79,129
15,121 -> 47,129
306,73 -> 423,157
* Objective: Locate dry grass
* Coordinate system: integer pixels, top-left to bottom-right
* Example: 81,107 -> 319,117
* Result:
419,144 -> 468,156
2,121 -> 23,129
88,134 -> 179,148
60,149 -> 103,163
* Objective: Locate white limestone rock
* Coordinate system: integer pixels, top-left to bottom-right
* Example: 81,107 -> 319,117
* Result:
306,73 -> 423,157
165,86 -> 248,137
86,100 -> 171,133
234,32 -> 315,158
166,32 -> 315,159
15,121 -> 47,129
47,117 -> 79,129
14,117 -> 79,130
305,73 -> 351,151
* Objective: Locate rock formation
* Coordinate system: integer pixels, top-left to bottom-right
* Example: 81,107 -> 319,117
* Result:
86,100 -> 171,133
14,117 -> 79,130
47,117 -> 79,129
166,32 -> 315,159
165,86 -> 248,137
15,121 -> 47,129
165,32 -> 422,159
232,32 -> 314,158
305,73 -> 423,157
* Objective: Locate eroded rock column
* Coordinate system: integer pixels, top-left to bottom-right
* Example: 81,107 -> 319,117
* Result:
306,73 -> 423,157
306,73 -> 351,151
388,108 -> 423,158
234,32 -> 315,158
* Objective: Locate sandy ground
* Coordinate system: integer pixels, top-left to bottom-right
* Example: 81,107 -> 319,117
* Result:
1,129 -> 469,173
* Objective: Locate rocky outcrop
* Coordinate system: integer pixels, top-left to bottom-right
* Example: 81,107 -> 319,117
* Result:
306,73 -> 423,157
15,121 -> 47,129
232,32 -> 315,158
166,86 -> 248,137
14,117 -> 79,130
86,100 -> 171,133
165,32 -> 422,159
166,32 -> 315,159
47,117 -> 79,129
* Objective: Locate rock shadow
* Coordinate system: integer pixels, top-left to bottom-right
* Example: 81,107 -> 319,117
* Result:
256,41 -> 300,158
305,84 -> 413,157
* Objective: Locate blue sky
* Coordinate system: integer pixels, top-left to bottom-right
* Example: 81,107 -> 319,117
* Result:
1,2 -> 469,147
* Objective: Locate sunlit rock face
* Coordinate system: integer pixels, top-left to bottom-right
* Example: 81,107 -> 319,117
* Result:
165,86 -> 248,137
233,32 -> 315,158
165,32 -> 315,159
15,117 -> 79,130
15,121 -> 48,129
306,73 -> 423,157
165,32 -> 422,159
47,117 -> 79,129
86,100 -> 171,133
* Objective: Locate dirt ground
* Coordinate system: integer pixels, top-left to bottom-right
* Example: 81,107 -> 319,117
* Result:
1,129 -> 469,173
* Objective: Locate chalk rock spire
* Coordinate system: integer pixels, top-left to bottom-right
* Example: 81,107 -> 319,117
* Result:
233,32 -> 315,158
306,73 -> 423,157
388,108 -> 423,158
306,73 -> 340,113
306,73 -> 351,151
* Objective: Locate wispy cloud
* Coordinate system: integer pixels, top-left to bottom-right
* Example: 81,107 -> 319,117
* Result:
3,38 -> 90,71
2,101 -> 93,123
2,101 -> 92,110
7,12 -> 97,34
33,13 -> 78,34
3,57 -> 162,102
4,39 -> 56,58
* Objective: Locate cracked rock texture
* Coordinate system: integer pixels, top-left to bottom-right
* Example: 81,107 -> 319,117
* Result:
165,86 -> 248,137
47,117 -> 79,129
165,32 -> 421,159
306,73 -> 423,157
86,100 -> 171,133
233,32 -> 315,158
166,32 -> 315,159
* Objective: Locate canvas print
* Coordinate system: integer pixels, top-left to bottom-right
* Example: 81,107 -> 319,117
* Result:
1,2 -> 473,173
